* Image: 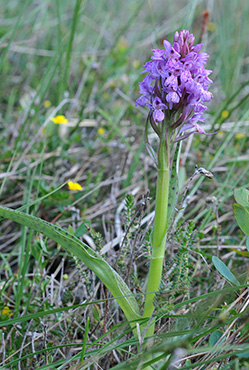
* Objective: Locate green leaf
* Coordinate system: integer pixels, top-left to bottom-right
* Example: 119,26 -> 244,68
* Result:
0,206 -> 142,329
233,203 -> 249,235
68,225 -> 74,235
246,236 -> 249,252
212,256 -> 240,286
209,330 -> 224,347
236,349 -> 249,358
75,222 -> 89,237
234,188 -> 249,212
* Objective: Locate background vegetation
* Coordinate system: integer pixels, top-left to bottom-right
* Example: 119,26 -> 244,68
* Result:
0,0 -> 249,368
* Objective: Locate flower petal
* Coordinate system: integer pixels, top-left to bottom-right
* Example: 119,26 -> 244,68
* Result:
153,109 -> 164,122
68,181 -> 83,191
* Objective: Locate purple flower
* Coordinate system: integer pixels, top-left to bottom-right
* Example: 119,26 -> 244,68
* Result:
135,29 -> 215,141
175,113 -> 219,141
152,97 -> 167,122
166,91 -> 180,109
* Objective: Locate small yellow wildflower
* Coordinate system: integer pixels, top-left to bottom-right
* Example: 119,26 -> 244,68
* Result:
43,100 -> 51,108
68,181 -> 83,191
235,133 -> 246,140
41,128 -> 46,134
133,60 -> 140,69
98,127 -> 105,135
221,110 -> 229,119
50,115 -> 68,124
1,306 -> 13,317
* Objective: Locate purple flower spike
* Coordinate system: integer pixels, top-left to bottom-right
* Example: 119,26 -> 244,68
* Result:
135,29 -> 214,140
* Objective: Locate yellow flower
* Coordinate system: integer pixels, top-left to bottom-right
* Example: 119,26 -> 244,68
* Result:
235,133 -> 246,140
98,127 -> 105,135
41,128 -> 46,134
44,100 -> 51,108
1,306 -> 13,317
133,60 -> 140,68
68,181 -> 82,191
221,110 -> 229,119
50,115 -> 68,124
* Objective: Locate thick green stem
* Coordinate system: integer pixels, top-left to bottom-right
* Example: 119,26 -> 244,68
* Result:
143,126 -> 170,338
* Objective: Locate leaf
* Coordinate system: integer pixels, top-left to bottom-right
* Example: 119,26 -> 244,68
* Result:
234,188 -> 249,212
209,330 -> 224,347
236,349 -> 249,358
68,224 -> 74,235
212,256 -> 240,286
246,236 -> 249,252
233,203 -> 249,235
75,222 -> 89,237
230,248 -> 249,257
0,206 -> 142,329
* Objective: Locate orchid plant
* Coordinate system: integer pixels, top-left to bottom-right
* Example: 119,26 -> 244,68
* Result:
135,29 -> 215,338
0,29 -> 215,367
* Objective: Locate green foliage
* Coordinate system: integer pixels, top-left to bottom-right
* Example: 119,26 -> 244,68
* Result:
234,188 -> 249,213
155,220 -> 196,314
75,222 -> 90,237
124,193 -> 135,223
0,205 -> 142,325
233,188 -> 249,235
209,330 -> 225,347
171,220 -> 195,295
117,192 -> 149,285
212,256 -> 240,286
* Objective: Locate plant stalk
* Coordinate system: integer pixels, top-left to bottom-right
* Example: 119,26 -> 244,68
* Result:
143,123 -> 170,338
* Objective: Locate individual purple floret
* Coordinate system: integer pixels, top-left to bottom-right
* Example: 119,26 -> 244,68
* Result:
136,30 -> 215,141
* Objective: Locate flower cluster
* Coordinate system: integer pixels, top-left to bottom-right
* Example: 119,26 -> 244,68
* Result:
136,30 -> 214,140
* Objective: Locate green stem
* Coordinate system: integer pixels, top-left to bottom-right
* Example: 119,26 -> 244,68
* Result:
143,125 -> 170,338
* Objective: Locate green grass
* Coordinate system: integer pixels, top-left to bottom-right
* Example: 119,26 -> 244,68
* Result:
1,0 -> 249,369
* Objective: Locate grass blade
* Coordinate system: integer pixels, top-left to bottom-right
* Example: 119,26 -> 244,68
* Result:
0,205 -> 142,328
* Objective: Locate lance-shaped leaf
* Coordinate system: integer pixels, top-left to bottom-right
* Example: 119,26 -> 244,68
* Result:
212,256 -> 240,286
0,206 -> 142,328
234,188 -> 249,213
233,203 -> 249,235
